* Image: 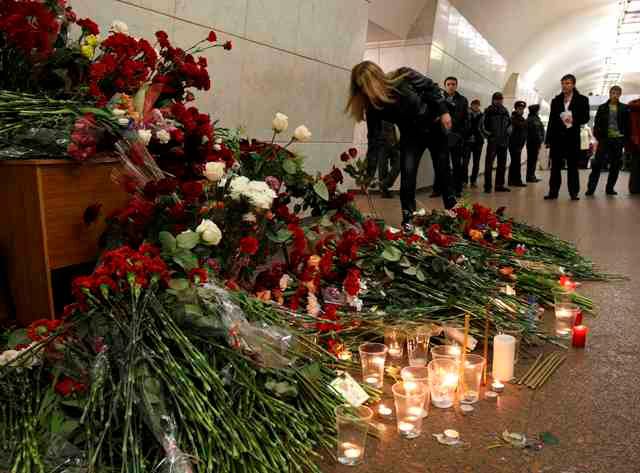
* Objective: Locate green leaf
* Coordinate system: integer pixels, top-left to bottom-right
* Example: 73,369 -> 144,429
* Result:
416,267 -> 427,282
283,159 -> 298,175
313,180 -> 330,201
168,279 -> 189,291
176,230 -> 200,250
8,329 -> 29,349
403,266 -> 417,276
381,245 -> 402,262
539,431 -> 559,445
173,250 -> 199,272
299,362 -> 321,382
400,257 -> 412,268
383,266 -> 395,280
267,228 -> 292,243
159,231 -> 177,254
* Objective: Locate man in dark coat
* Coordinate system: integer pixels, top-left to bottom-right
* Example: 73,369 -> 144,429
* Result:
526,104 -> 545,182
508,100 -> 528,187
544,74 -> 590,200
463,99 -> 484,188
432,76 -> 469,198
586,86 -> 629,196
481,92 -> 512,193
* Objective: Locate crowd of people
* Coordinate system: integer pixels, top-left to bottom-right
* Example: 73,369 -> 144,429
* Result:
346,61 -> 640,231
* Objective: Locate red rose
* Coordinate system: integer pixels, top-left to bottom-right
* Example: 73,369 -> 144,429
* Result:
223,41 -> 233,50
348,147 -> 358,158
384,228 -> 402,241
155,30 -> 170,47
180,181 -> 204,202
170,128 -> 184,143
323,304 -> 339,321
362,219 -> 381,242
77,17 -> 99,35
498,222 -> 512,239
340,152 -> 350,162
188,268 -> 208,283
239,236 -> 259,255
207,31 -> 217,42
55,376 -> 87,397
343,268 -> 361,296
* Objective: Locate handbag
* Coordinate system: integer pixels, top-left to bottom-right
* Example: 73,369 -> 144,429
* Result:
580,126 -> 590,151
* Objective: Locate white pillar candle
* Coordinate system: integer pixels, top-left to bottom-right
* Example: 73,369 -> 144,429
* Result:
492,334 -> 515,382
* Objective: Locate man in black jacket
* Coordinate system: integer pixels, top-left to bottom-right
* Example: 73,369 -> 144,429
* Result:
508,100 -> 528,187
439,76 -> 469,197
544,74 -> 590,200
481,92 -> 512,193
586,85 -> 629,196
463,99 -> 484,187
526,104 -> 545,182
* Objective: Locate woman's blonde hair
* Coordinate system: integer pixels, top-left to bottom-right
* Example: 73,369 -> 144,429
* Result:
345,61 -> 407,122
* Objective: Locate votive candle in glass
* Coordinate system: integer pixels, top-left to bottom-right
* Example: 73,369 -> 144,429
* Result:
554,303 -> 580,338
392,381 -> 427,439
406,326 -> 431,367
459,354 -> 485,405
358,343 -> 388,389
428,358 -> 459,409
335,405 -> 373,466
400,366 -> 429,418
384,325 -> 406,361
571,325 -> 588,348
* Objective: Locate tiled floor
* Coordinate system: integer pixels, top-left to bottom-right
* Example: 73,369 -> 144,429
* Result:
321,170 -> 640,473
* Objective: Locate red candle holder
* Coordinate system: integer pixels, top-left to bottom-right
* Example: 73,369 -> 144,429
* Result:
571,325 -> 588,348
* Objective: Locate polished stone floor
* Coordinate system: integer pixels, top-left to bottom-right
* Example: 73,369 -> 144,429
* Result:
321,170 -> 640,473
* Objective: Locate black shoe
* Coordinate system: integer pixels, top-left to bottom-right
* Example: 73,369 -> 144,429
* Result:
585,190 -> 595,196
429,191 -> 442,198
381,189 -> 393,199
495,187 -> 511,192
527,177 -> 541,183
570,195 -> 580,201
544,195 -> 558,200
484,188 -> 492,194
513,183 -> 527,188
606,190 -> 618,196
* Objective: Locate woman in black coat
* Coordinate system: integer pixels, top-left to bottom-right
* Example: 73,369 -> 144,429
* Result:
346,61 -> 455,230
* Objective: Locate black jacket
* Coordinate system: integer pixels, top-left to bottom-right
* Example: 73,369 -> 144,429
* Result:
468,110 -> 484,145
593,100 -> 629,142
481,104 -> 511,146
545,90 -> 590,146
510,111 -> 527,149
366,68 -> 448,172
444,91 -> 469,139
527,113 -> 545,146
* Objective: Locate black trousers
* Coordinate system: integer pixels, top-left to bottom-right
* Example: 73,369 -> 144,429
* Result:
508,144 -> 525,185
378,143 -> 401,191
587,137 -> 624,193
450,143 -> 465,193
548,138 -> 581,197
526,142 -> 541,180
400,133 -> 454,222
484,142 -> 508,191
463,141 -> 483,185
630,151 -> 640,194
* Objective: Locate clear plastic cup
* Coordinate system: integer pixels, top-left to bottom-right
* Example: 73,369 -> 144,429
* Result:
459,354 -> 485,404
358,342 -> 388,388
335,405 -> 373,466
392,381 -> 427,439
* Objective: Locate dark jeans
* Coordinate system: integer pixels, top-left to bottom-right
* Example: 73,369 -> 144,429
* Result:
463,141 -> 483,185
526,142 -> 541,180
630,151 -> 640,194
484,142 -> 508,191
548,138 -> 580,197
400,133 -> 454,222
378,144 -> 401,191
450,143 -> 465,193
587,137 -> 624,193
508,144 -> 525,185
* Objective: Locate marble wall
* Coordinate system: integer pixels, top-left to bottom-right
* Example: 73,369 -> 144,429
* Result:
71,0 -> 369,175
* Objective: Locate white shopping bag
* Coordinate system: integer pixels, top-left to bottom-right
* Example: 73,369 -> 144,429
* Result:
580,126 -> 590,150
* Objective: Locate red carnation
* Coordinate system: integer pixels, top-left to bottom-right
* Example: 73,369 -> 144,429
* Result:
348,147 -> 358,158
239,236 -> 259,255
384,228 -> 402,241
188,268 -> 208,284
77,17 -> 99,35
27,319 -> 61,342
498,222 -> 512,239
207,30 -> 217,42
55,376 -> 87,397
343,268 -> 361,297
223,41 -> 233,50
362,219 -> 381,242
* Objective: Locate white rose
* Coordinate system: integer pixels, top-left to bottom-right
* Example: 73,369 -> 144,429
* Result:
156,129 -> 171,144
201,225 -> 222,246
112,108 -> 126,117
272,112 -> 289,133
0,349 -> 19,367
293,125 -> 312,142
109,20 -> 129,34
138,129 -> 152,145
229,176 -> 250,199
196,218 -> 215,233
118,117 -> 130,126
204,161 -> 226,182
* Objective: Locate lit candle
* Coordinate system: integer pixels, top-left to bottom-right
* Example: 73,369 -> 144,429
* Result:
378,404 -> 392,417
491,380 -> 505,393
460,404 -> 474,415
388,344 -> 402,358
571,325 -> 588,348
408,406 -> 423,417
444,429 -> 459,441
443,372 -> 459,388
492,334 -> 515,382
372,356 -> 385,368
340,442 -> 362,459
398,419 -> 418,434
338,350 -> 352,361
365,376 -> 379,385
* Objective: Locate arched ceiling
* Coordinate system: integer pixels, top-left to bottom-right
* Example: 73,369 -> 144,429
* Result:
368,0 -> 637,99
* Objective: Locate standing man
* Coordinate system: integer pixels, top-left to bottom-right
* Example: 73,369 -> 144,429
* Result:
586,86 -> 628,196
481,92 -> 512,193
442,76 -> 469,197
378,121 -> 401,198
508,100 -> 528,187
544,74 -> 590,200
526,104 -> 545,183
463,99 -> 485,188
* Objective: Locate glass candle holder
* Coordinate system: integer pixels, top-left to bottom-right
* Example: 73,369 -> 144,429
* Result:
400,366 -> 429,418
459,354 -> 485,405
406,326 -> 431,367
498,326 -> 524,364
430,344 -> 462,362
335,405 -> 373,466
554,303 -> 580,338
358,343 -> 388,389
384,325 -> 406,362
392,381 -> 427,439
428,358 -> 459,409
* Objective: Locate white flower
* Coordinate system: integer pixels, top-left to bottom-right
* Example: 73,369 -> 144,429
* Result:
243,213 -> 256,223
214,137 -> 223,145
138,129 -> 152,145
272,112 -> 289,133
213,144 -> 222,151
204,161 -> 226,182
195,219 -> 222,246
109,20 -> 129,34
0,350 -> 19,367
293,124 -> 312,142
156,129 -> 171,144
118,117 -> 130,127
229,176 -> 250,199
0,345 -> 40,368
112,108 -> 126,117
279,274 -> 291,291
229,177 -> 277,210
